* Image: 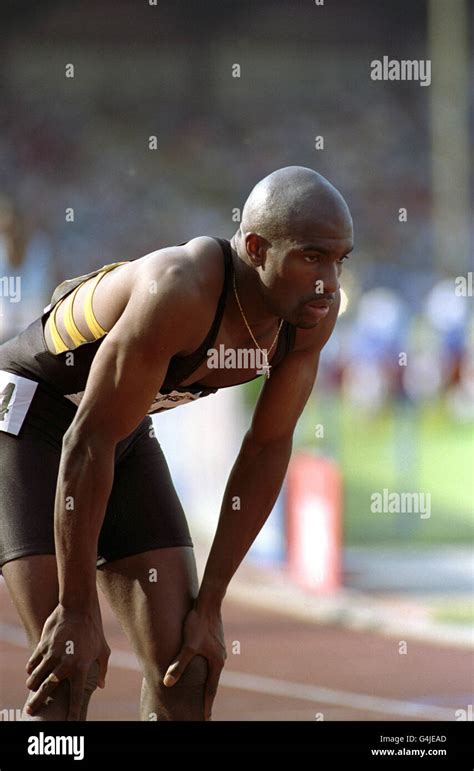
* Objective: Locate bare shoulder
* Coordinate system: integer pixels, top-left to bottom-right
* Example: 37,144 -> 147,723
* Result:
182,236 -> 226,296
132,235 -> 227,351
291,290 -> 341,354
138,236 -> 224,294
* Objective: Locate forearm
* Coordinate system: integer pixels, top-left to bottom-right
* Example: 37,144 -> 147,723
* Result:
197,432 -> 292,612
55,431 -> 115,610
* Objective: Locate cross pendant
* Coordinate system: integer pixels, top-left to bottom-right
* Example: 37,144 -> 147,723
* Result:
262,354 -> 271,379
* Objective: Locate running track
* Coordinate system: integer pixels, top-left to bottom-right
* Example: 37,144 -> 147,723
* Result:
0,579 -> 471,721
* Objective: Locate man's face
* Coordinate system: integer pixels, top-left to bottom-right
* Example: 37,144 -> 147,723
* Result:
255,224 -> 354,329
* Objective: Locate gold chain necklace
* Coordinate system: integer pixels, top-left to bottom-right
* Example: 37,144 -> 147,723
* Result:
232,269 -> 284,378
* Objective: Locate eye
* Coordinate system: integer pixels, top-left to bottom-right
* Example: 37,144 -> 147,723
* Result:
337,255 -> 350,265
303,254 -> 320,264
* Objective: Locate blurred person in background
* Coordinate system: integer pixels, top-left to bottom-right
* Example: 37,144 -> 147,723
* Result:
0,197 -> 26,340
0,196 -> 56,341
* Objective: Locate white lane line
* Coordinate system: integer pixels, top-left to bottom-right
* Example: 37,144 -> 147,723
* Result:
0,622 -> 457,720
219,671 -> 457,720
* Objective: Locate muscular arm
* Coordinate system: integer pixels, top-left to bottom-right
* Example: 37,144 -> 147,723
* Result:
196,296 -> 340,612
55,255 -> 204,611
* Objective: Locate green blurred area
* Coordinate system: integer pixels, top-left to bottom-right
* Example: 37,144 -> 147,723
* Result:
244,381 -> 474,546
432,601 -> 474,626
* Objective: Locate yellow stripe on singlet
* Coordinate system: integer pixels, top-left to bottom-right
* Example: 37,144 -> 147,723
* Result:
50,299 -> 70,354
84,262 -> 128,337
50,261 -> 128,354
63,284 -> 88,347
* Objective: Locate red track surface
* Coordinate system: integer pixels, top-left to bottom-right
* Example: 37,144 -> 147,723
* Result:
0,578 -> 471,722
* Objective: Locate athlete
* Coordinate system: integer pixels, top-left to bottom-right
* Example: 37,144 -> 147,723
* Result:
0,166 -> 353,721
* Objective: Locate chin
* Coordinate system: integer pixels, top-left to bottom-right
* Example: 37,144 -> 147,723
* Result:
294,317 -> 321,330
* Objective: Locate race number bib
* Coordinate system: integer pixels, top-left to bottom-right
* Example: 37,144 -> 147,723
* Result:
64,388 -> 205,413
0,370 -> 38,435
148,390 -> 204,412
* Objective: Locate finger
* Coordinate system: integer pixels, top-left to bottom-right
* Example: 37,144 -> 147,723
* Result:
204,662 -> 223,721
25,669 -> 65,715
98,648 -> 110,689
26,647 -> 44,675
26,656 -> 60,692
67,669 -> 88,721
89,658 -> 105,690
163,648 -> 195,687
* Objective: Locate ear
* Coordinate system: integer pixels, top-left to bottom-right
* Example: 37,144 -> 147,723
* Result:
245,233 -> 270,268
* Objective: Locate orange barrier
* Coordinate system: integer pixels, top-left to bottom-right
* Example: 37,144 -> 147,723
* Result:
286,453 -> 342,593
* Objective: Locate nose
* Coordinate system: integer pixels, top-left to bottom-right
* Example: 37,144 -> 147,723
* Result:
315,262 -> 339,296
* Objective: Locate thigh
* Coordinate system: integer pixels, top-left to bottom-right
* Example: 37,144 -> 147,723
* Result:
0,429 -> 60,568
0,380 -> 77,569
97,425 -> 198,671
96,546 -> 199,673
97,422 -> 193,566
2,555 -> 59,648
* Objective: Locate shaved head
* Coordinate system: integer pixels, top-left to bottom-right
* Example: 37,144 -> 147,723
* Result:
239,166 -> 352,245
230,166 -> 353,329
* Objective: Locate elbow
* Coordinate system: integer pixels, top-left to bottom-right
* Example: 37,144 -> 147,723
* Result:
62,424 -> 116,458
243,429 -> 293,457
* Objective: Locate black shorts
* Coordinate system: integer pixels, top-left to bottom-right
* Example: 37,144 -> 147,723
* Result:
0,380 -> 193,569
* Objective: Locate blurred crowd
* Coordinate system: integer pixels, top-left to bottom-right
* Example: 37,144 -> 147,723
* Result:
0,35 -> 472,422
319,282 -> 473,421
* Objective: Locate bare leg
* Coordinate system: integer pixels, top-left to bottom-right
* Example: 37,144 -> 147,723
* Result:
2,555 -> 99,721
97,546 -> 208,721
138,658 -> 208,721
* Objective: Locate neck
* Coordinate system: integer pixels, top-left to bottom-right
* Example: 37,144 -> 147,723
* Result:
229,232 -> 278,328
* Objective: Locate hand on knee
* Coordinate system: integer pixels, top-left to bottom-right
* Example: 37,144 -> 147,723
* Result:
143,655 -> 208,721
82,660 -> 101,698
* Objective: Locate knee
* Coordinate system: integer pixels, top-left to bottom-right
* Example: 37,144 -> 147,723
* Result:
22,660 -> 101,722
144,655 -> 208,721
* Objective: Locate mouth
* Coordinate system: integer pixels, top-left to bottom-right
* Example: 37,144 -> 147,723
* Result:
304,299 -> 332,320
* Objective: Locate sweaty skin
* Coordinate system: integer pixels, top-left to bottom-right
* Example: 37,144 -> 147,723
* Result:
26,166 -> 354,720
